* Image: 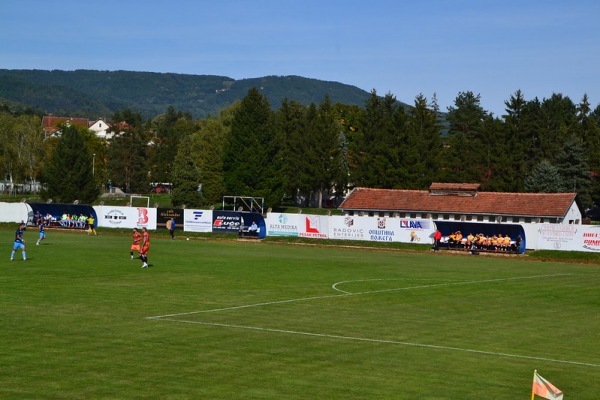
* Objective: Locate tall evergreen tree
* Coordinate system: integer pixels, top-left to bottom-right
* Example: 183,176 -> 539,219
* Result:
223,88 -> 284,208
107,131 -> 148,193
194,117 -> 228,206
524,160 -> 566,193
171,136 -> 202,208
537,94 -> 577,160
555,134 -> 592,207
353,90 -> 406,188
302,96 -> 346,207
442,91 -> 488,183
42,125 -> 98,203
575,94 -> 600,202
148,106 -> 194,184
277,98 -> 308,204
405,94 -> 442,188
501,90 -> 529,191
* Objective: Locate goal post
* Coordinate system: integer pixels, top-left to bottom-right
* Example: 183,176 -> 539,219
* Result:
130,195 -> 150,208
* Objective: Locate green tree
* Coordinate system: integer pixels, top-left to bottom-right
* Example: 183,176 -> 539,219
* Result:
194,117 -> 228,206
12,115 -> 45,184
442,91 -> 488,183
42,125 -> 99,203
536,94 -> 576,161
107,131 -> 148,193
277,98 -> 307,203
352,90 -> 407,188
311,95 -> 346,207
555,134 -> 592,207
223,88 -> 284,208
524,160 -> 566,193
148,106 -> 194,184
501,90 -> 529,191
0,113 -> 20,187
171,136 -> 202,208
574,94 -> 600,202
405,94 -> 442,188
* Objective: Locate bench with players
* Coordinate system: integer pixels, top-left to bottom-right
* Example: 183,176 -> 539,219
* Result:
32,211 -> 93,230
440,231 -> 522,254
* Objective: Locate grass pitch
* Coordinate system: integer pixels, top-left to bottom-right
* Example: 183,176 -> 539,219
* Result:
1,228 -> 598,399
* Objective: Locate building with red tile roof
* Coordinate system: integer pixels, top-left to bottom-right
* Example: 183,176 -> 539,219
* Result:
41,116 -> 90,136
339,183 -> 582,225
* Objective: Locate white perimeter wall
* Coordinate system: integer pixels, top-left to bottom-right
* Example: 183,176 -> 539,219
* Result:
0,202 -> 32,223
2,202 -> 596,253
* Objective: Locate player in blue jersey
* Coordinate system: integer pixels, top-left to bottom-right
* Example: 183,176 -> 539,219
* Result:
11,222 -> 27,261
36,219 -> 46,245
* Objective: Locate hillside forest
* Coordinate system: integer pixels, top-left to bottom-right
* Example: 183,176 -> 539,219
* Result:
1,87 -> 599,211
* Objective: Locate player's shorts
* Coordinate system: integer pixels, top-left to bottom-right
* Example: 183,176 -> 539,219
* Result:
39,232 -> 46,240
13,241 -> 25,250
140,245 -> 149,255
130,244 -> 140,252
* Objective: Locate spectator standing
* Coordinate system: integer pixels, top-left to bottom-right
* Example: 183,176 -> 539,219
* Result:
168,218 -> 176,240
433,229 -> 442,252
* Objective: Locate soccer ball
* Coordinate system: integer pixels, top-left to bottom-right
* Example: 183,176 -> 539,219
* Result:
186,237 -> 190,241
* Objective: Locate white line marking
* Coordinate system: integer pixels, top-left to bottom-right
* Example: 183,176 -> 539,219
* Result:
147,272 -> 598,368
153,318 -> 600,368
334,273 -> 572,295
148,273 -> 572,319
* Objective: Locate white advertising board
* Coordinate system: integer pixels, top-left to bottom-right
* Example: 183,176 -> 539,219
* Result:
328,215 -> 428,242
265,213 -> 302,236
183,209 -> 213,232
396,218 -> 436,244
265,213 -> 330,238
95,206 -> 157,229
535,223 -> 600,252
298,214 -> 329,238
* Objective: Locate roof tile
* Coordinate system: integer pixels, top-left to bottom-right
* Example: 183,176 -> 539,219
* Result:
339,187 -> 577,218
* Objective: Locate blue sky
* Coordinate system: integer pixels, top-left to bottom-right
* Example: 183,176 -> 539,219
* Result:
2,0 -> 598,116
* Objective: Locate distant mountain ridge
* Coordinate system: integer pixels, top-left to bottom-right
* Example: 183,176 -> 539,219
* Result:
0,69 -> 373,119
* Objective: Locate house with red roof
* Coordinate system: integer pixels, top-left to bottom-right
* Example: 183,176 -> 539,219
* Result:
339,183 -> 582,225
41,116 -> 90,137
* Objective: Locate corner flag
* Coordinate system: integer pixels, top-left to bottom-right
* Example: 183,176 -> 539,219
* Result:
532,370 -> 563,400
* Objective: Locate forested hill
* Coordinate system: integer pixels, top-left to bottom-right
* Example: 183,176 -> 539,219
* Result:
0,69 -> 373,119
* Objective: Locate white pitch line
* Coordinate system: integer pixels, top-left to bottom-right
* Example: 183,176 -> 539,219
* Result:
146,272 -> 597,368
333,273 -> 572,295
147,273 -> 572,319
154,318 -> 600,368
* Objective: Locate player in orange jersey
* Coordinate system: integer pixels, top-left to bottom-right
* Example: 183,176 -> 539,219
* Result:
140,227 -> 150,268
130,228 -> 141,260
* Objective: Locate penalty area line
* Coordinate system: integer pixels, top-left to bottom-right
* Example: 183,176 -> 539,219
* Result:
153,317 -> 600,369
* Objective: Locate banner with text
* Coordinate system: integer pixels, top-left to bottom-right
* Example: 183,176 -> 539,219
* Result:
536,223 -> 600,252
95,206 -> 157,229
183,209 -> 213,232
